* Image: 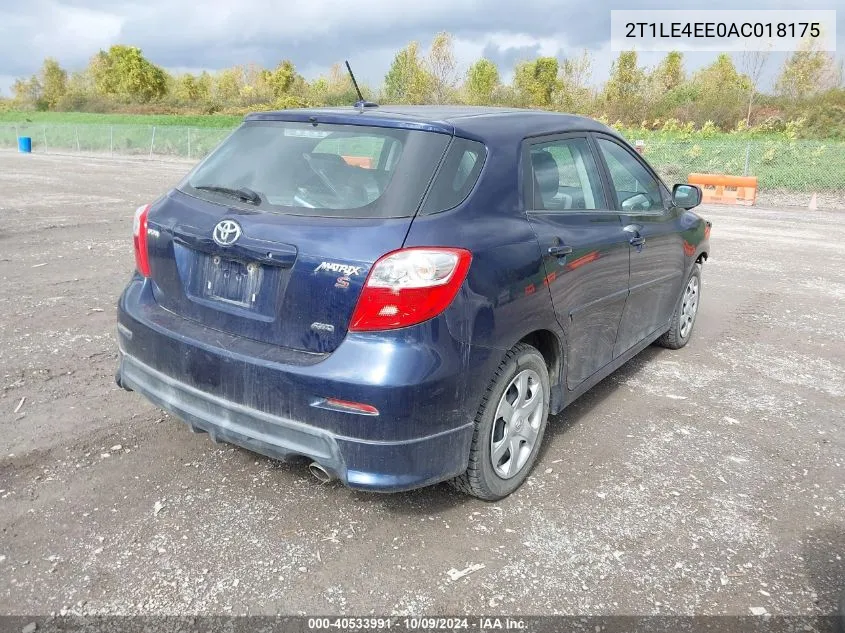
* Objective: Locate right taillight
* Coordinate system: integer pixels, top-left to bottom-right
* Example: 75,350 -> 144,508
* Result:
133,204 -> 151,277
349,247 -> 472,332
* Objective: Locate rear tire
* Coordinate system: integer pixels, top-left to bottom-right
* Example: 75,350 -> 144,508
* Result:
656,263 -> 702,350
450,343 -> 550,500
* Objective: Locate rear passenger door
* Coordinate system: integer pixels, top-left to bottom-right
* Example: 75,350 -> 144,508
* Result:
523,134 -> 630,389
593,134 -> 685,356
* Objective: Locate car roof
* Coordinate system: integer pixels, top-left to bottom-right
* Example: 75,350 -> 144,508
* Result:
245,105 -> 619,142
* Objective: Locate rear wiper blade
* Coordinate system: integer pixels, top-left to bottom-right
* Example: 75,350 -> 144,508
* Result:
194,185 -> 262,205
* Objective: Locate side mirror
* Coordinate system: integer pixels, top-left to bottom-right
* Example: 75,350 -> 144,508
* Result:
673,184 -> 702,210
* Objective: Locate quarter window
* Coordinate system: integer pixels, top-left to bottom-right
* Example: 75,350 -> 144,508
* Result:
419,137 -> 486,214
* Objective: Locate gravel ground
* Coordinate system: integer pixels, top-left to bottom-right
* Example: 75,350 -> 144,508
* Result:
0,152 -> 842,617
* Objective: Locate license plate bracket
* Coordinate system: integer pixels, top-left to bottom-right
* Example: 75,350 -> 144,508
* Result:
202,255 -> 263,307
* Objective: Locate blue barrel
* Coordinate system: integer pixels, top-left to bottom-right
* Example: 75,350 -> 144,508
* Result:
18,136 -> 32,153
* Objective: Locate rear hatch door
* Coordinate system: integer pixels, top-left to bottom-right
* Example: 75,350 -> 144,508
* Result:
145,118 -> 453,354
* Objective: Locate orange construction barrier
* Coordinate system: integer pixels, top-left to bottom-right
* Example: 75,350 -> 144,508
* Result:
341,155 -> 372,169
688,173 -> 757,206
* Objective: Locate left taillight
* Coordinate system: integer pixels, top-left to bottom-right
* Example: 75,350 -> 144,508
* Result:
349,247 -> 472,332
133,204 -> 151,277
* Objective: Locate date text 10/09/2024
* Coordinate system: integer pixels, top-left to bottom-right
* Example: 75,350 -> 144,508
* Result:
308,617 -> 528,630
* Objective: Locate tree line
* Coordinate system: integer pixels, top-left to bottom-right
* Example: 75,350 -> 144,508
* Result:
5,33 -> 844,138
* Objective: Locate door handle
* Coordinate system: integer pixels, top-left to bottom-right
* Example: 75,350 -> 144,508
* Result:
623,224 -> 645,248
548,245 -> 573,256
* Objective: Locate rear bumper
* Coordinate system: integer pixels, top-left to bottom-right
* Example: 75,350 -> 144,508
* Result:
116,279 -> 496,492
118,353 -> 471,491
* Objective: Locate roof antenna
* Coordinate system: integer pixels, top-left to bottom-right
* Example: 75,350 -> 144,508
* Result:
345,60 -> 378,112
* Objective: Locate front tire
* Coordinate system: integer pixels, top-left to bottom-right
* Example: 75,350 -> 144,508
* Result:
656,263 -> 702,350
450,343 -> 550,500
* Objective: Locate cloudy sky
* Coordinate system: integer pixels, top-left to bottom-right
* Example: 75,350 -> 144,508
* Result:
0,0 -> 841,96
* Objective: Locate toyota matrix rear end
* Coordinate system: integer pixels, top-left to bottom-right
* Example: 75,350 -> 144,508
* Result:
115,110 -> 489,492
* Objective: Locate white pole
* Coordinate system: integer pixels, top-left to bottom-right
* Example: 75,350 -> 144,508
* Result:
743,142 -> 751,176
149,126 -> 156,159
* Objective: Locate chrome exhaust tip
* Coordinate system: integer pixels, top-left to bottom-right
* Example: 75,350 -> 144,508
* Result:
308,462 -> 334,483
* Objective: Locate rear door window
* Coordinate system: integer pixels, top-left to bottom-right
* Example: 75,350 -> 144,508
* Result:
179,121 -> 450,218
527,137 -> 606,211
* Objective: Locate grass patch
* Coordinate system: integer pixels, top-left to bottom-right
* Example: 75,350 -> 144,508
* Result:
0,111 -> 242,128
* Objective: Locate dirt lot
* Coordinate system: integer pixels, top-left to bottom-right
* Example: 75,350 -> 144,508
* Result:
0,152 -> 842,617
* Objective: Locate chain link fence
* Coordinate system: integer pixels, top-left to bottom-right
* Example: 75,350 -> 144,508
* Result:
1,124 -> 843,206
635,137 -> 845,207
0,124 -> 232,161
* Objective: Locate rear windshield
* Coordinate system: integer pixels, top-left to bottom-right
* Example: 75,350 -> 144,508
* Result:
178,121 -> 451,218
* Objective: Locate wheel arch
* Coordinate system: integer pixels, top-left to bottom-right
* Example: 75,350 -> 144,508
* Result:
516,328 -> 565,414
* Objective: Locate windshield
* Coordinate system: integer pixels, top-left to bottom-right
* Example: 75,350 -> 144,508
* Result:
178,121 -> 451,218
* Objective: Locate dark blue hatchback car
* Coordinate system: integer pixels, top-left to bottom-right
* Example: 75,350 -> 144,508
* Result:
116,106 -> 710,499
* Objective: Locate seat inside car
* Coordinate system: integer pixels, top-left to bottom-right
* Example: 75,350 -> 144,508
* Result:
531,149 -> 560,210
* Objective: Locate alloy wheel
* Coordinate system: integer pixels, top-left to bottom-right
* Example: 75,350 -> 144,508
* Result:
490,369 -> 544,479
679,276 -> 699,338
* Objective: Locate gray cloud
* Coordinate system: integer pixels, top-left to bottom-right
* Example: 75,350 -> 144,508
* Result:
0,0 -> 842,95
481,42 -> 543,72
